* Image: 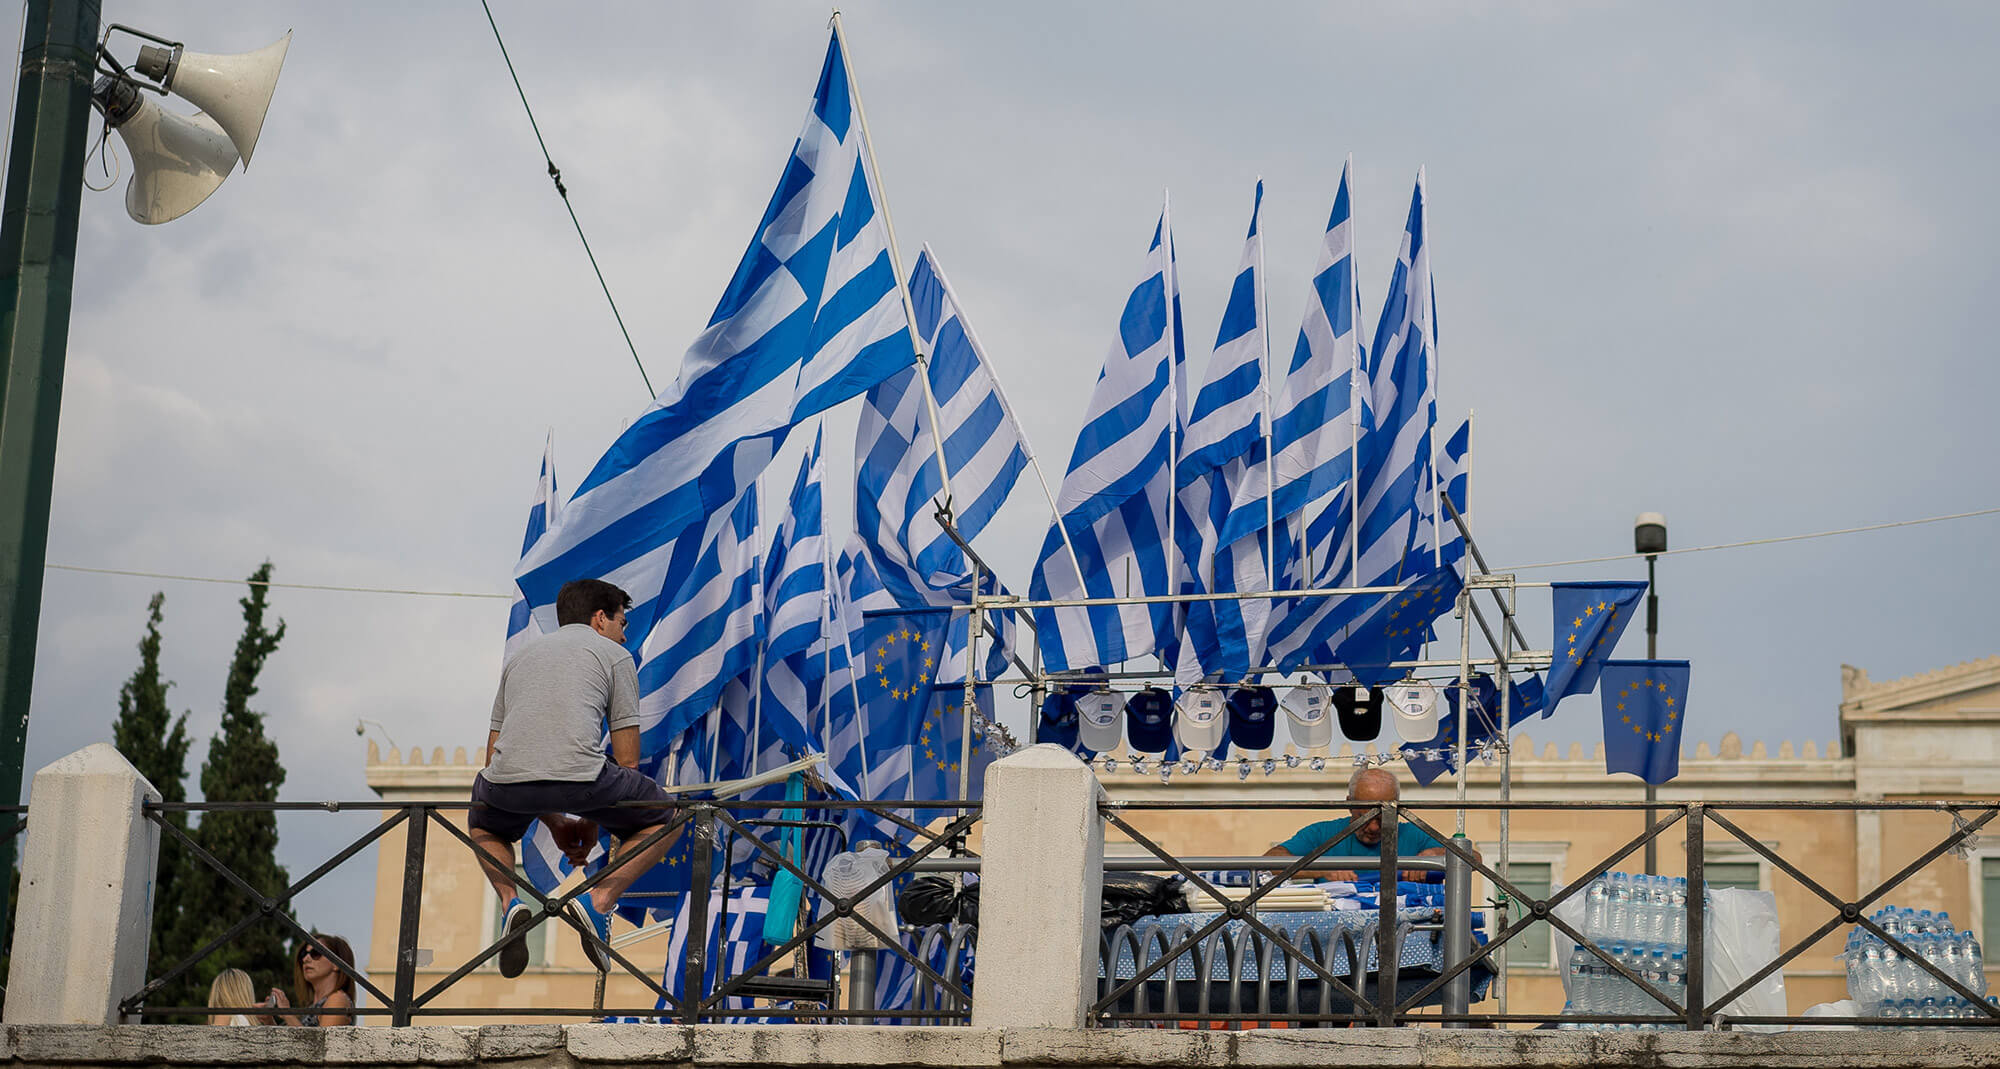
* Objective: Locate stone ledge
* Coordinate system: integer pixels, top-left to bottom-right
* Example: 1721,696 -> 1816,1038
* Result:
3,1025 -> 1999,1069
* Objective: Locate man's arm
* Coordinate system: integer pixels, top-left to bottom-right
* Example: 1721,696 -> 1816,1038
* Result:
485,729 -> 499,767
1262,842 -> 1356,883
610,725 -> 642,770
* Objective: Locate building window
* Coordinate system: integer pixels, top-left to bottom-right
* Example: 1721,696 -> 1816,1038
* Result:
486,868 -> 548,969
1704,861 -> 1762,892
1475,841 -> 1565,970
1982,857 -> 2000,954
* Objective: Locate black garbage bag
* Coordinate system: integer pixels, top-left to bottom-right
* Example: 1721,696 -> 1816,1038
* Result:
898,875 -> 962,927
1101,873 -> 1187,928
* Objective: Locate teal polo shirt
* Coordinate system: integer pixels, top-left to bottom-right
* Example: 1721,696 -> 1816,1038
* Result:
1277,816 -> 1444,859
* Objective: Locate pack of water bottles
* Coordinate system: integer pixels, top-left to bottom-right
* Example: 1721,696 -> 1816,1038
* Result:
1843,905 -> 1992,1019
1557,872 -> 1695,1028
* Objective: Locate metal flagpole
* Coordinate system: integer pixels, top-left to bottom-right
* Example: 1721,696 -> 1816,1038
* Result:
1347,156 -> 1363,590
830,12 -> 955,514
959,563 -> 983,799
1162,190 -> 1180,607
1455,583 -> 1471,836
1257,179 -> 1275,591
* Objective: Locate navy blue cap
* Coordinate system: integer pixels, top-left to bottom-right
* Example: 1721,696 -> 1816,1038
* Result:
1125,687 -> 1174,754
1226,686 -> 1278,750
1036,687 -> 1080,750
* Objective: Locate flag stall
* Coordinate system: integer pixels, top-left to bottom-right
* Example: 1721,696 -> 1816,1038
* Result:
496,18 -> 1692,1026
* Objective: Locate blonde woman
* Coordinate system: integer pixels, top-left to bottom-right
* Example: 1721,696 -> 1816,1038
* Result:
207,968 -> 258,1026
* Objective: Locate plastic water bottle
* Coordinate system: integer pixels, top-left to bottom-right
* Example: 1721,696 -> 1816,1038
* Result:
1586,878 -> 1610,939
1899,997 -> 1921,1019
1962,932 -> 1988,997
1877,944 -> 1905,1007
1567,946 -> 1591,1012
1857,943 -> 1886,1009
1920,996 -> 1942,1019
1606,874 -> 1632,942
1605,942 -> 1631,1014
1880,907 -> 1904,940
1937,911 -> 1954,935
1878,999 -> 1903,1020
1667,948 -> 1689,1014
1645,945 -> 1671,1021
1667,878 -> 1689,949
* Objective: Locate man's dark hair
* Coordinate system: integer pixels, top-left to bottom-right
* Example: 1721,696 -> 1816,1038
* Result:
556,579 -> 631,627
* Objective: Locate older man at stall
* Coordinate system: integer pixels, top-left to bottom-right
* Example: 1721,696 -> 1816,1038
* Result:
1263,767 -> 1462,882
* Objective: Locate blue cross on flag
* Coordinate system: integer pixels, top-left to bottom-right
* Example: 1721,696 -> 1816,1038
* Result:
1599,659 -> 1690,785
1543,581 -> 1647,708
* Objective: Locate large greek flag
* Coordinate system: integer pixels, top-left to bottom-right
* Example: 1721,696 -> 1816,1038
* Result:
761,430 -> 830,756
503,431 -> 563,663
1435,416 -> 1470,572
1031,204 -> 1189,672
1173,183 -> 1269,685
1242,160 -> 1368,671
512,31 -> 915,656
636,485 -> 765,769
1269,168 -> 1439,670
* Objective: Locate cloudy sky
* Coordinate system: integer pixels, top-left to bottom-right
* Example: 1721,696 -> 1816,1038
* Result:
15,2 -> 2000,969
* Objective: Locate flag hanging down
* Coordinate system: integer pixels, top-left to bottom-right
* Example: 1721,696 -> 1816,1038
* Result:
1032,203 -> 1189,672
1543,580 -> 1647,709
1434,416 -> 1470,572
761,429 -> 831,757
1399,672 -> 1542,785
1266,169 -> 1439,671
634,485 -> 765,766
1174,182 -> 1269,685
504,432 -> 563,663
514,30 -> 915,652
1599,660 -> 1690,785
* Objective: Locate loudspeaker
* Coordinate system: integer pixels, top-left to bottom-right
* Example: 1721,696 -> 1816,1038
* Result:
137,32 -> 291,167
97,77 -> 239,225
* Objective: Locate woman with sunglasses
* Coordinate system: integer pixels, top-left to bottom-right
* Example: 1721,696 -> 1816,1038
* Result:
266,933 -> 356,1026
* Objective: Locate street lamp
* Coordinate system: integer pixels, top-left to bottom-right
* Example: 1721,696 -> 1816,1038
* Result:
1634,512 -> 1666,873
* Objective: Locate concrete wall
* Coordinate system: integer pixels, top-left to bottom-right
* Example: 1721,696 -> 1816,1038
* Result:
4,1024 -> 2000,1069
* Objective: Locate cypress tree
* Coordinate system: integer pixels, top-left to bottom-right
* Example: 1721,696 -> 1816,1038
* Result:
109,593 -> 197,1015
186,563 -> 293,1003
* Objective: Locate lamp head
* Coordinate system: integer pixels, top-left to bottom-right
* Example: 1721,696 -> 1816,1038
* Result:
1634,512 -> 1668,556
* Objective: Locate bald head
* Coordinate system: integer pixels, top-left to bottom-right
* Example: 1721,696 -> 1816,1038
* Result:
1346,767 -> 1401,803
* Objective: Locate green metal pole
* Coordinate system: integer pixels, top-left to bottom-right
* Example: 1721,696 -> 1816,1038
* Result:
0,0 -> 102,906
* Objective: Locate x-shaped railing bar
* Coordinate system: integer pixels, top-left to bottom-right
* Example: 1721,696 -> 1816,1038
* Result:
1090,806 -> 1374,1020
1699,804 -> 2000,1019
419,806 -> 684,1010
700,806 -> 981,1018
124,807 -> 404,1015
1392,805 -> 1690,1022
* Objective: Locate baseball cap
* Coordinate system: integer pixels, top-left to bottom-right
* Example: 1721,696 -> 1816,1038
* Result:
1036,686 -> 1081,750
1075,689 -> 1127,754
1173,686 -> 1227,755
1280,683 -> 1333,749
1333,685 -> 1384,742
1227,685 -> 1278,751
1387,679 -> 1443,743
1125,687 -> 1174,754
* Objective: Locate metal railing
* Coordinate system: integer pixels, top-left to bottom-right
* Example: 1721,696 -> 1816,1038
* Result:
118,796 -> 981,1024
98,794 -> 2000,1029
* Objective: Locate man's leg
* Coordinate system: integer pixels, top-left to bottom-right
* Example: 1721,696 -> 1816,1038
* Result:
470,827 -> 522,902
588,821 -> 683,913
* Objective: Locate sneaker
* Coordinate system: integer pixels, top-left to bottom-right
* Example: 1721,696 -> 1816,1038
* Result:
498,898 -> 534,978
563,896 -> 611,971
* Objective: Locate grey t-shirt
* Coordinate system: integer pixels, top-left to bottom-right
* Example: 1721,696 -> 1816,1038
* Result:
485,623 -> 640,783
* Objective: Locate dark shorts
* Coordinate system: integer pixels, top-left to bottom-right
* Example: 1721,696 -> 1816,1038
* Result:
469,761 -> 673,842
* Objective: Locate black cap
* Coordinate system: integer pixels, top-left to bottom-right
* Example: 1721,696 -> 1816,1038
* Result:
1333,685 -> 1384,742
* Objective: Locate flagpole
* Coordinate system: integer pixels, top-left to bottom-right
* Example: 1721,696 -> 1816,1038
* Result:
1420,167 -> 1441,571
1162,191 -> 1181,606
749,483 -> 770,776
921,240 -> 1089,594
1256,178 -> 1275,593
830,12 -> 956,515
1347,157 -> 1363,594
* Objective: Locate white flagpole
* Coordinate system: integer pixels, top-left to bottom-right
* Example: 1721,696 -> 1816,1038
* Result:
830,13 -> 956,515
1346,158 -> 1363,590
1162,191 -> 1182,630
1256,179 -> 1275,592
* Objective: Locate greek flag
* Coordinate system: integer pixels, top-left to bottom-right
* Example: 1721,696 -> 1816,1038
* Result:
503,432 -> 563,662
1031,203 -> 1189,672
636,485 -> 765,769
761,429 -> 830,757
1435,416 -> 1470,572
1244,161 -> 1368,671
513,31 -> 914,655
1174,182 -> 1270,685
1269,169 -> 1440,671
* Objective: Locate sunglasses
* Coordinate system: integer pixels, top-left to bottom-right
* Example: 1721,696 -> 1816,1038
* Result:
299,947 -> 324,962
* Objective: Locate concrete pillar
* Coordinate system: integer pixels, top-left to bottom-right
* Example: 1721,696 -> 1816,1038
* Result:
3,743 -> 160,1024
970,744 -> 1105,1029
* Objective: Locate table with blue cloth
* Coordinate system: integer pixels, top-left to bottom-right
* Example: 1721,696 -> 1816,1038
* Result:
1097,906 -> 1494,1023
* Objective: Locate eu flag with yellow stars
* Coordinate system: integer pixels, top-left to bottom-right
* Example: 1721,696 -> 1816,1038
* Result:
1599,659 -> 1690,784
1543,580 -> 1647,709
1333,567 -> 1465,685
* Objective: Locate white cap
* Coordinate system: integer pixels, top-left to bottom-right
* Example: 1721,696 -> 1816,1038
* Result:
1173,686 -> 1227,755
1077,689 -> 1126,754
1281,683 -> 1333,749
1388,680 -> 1443,743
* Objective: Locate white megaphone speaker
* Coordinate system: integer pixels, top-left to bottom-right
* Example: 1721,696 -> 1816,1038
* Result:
132,31 -> 291,167
94,76 -> 239,225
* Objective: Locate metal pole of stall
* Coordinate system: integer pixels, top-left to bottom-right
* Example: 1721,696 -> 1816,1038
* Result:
391,805 -> 430,1027
1443,844 -> 1473,1023
847,949 -> 878,1018
1494,581 -> 1516,1016
1643,554 -> 1659,875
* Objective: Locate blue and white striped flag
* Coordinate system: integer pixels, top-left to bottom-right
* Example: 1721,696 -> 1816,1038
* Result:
503,432 -> 563,663
513,31 -> 915,657
1244,160 -> 1369,671
1174,182 -> 1270,685
1435,416 -> 1470,573
761,429 -> 831,758
1269,168 -> 1440,671
1031,203 -> 1189,672
636,485 -> 765,773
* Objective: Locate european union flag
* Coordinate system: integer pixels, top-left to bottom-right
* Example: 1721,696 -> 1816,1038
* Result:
1599,659 -> 1690,785
1334,567 -> 1465,685
1543,581 -> 1646,708
1397,672 -> 1541,785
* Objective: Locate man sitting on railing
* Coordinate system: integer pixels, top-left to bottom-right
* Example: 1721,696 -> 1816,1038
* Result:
470,578 -> 680,978
1263,767 -> 1464,883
